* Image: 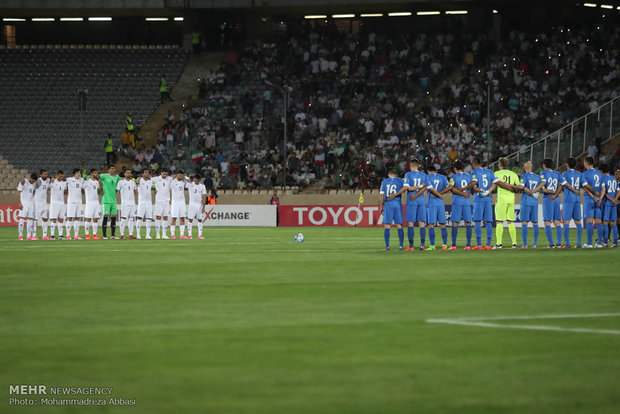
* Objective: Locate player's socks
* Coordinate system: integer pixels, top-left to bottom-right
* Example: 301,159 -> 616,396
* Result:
85,222 -> 91,236
50,223 -> 55,238
555,226 -> 562,246
384,228 -> 390,248
586,222 -> 594,245
576,223 -> 582,246
407,227 -> 414,248
451,227 -> 458,247
18,218 -> 25,238
563,224 -> 570,246
57,222 -> 63,237
136,219 -> 142,237
146,220 -> 152,237
532,225 -> 539,246
508,223 -> 516,246
612,224 -> 619,244
127,219 -> 134,237
474,222 -> 482,245
544,225 -> 554,246
65,221 -> 72,237
170,225 -> 176,237
187,222 -> 193,237
465,226 -> 472,246
485,222 -> 493,245
441,227 -> 447,245
496,223 -> 504,246
42,221 -> 48,238
429,228 -> 435,246
596,223 -> 604,245
119,218 -> 126,237
522,225 -> 528,246
111,217 -> 117,236
93,221 -> 98,236
155,219 -> 161,237
397,228 -> 404,248
198,222 -> 203,237
73,220 -> 80,238
602,224 -> 609,244
102,217 -> 108,237
419,227 -> 426,246
180,225 -> 186,236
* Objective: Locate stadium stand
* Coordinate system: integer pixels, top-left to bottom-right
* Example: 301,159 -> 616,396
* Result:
0,45 -> 189,184
162,21 -> 618,191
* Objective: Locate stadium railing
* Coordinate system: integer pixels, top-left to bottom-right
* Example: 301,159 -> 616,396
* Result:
489,96 -> 620,170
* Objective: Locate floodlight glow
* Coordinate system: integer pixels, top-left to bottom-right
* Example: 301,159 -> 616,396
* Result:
416,11 -> 440,16
583,3 -> 597,7
600,4 -> 613,9
88,17 -> 112,21
3,18 -> 25,21
146,17 -> 169,21
174,17 -> 184,21
360,13 -> 383,17
388,12 -> 413,16
304,15 -> 327,19
332,14 -> 355,18
60,18 -> 84,21
32,18 -> 55,22
445,11 -> 468,15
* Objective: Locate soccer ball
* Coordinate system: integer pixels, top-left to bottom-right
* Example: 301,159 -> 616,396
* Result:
294,233 -> 305,243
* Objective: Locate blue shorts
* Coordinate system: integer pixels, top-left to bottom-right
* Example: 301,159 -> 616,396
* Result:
520,204 -> 538,223
405,203 -> 426,223
542,198 -> 561,221
427,204 -> 446,225
383,203 -> 403,225
583,197 -> 602,219
603,203 -> 618,222
473,198 -> 493,222
562,201 -> 582,221
451,204 -> 472,223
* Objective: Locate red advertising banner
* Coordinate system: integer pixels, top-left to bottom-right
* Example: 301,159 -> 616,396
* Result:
279,205 -> 383,227
0,204 -> 20,226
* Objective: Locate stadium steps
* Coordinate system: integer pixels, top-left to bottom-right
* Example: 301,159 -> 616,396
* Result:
137,52 -> 226,150
0,154 -> 29,190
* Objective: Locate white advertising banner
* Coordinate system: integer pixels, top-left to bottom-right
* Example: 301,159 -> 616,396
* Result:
203,205 -> 276,227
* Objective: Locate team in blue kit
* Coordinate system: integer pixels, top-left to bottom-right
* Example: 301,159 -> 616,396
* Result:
379,155 -> 619,251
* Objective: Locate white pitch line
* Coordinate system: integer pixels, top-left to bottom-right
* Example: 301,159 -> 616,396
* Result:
427,318 -> 620,335
456,313 -> 620,321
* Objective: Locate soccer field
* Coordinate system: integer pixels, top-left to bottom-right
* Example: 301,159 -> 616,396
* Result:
1,226 -> 619,413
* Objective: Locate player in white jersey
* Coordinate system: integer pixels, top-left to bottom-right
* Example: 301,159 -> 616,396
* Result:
186,175 -> 207,239
152,170 -> 172,239
170,170 -> 189,239
83,169 -> 102,240
136,168 -> 154,239
65,168 -> 84,239
116,169 -> 137,239
17,173 -> 37,240
34,169 -> 51,239
49,171 -> 67,239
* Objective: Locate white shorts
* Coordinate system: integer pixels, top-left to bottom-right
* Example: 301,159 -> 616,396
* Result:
153,202 -> 170,218
66,202 -> 82,218
137,203 -> 153,220
35,202 -> 49,219
170,202 -> 187,219
187,204 -> 204,221
84,203 -> 101,220
120,204 -> 136,219
49,203 -> 66,220
19,202 -> 35,218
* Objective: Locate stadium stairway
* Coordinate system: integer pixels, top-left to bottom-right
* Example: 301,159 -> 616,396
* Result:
0,155 -> 29,193
136,52 -> 226,150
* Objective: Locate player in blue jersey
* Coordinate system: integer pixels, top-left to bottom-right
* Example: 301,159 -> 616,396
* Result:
561,157 -> 583,248
449,160 -> 473,249
390,159 -> 427,250
379,169 -> 405,251
581,156 -> 606,248
515,161 -> 541,249
535,159 -> 563,248
425,165 -> 452,250
600,164 -> 619,247
468,158 -> 499,249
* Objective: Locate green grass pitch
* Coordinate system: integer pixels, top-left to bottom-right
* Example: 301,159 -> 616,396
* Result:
1,226 -> 619,413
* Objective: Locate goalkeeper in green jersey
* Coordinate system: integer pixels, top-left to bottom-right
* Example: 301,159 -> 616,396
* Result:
493,158 -> 520,248
99,166 -> 121,239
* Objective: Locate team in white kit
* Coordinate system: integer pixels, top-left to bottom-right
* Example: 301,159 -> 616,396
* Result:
16,168 -> 208,240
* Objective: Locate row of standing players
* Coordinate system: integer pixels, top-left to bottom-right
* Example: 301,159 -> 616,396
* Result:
16,166 -> 210,240
379,156 -> 620,251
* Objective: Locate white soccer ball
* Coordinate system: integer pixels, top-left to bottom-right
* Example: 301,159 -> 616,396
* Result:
294,233 -> 305,243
